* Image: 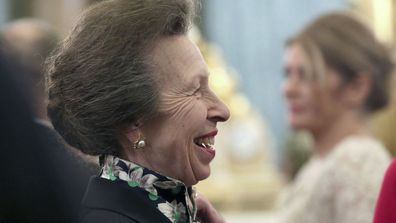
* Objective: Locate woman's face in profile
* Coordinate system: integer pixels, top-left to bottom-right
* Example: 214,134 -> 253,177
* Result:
282,43 -> 346,132
140,35 -> 230,186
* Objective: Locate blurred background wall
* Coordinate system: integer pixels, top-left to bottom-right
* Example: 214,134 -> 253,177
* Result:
0,0 -> 91,35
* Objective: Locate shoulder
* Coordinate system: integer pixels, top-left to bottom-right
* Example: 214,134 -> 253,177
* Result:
82,177 -> 171,223
329,136 -> 390,169
373,159 -> 396,223
387,159 -> 396,175
381,159 -> 396,189
334,136 -> 389,156
81,209 -> 137,223
323,136 -> 391,187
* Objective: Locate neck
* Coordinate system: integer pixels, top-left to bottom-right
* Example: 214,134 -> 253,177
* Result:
311,112 -> 370,157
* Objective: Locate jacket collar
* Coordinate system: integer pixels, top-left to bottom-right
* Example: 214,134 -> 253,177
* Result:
100,155 -> 197,222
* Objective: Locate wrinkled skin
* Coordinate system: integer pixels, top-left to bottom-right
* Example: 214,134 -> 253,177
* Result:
124,35 -> 230,186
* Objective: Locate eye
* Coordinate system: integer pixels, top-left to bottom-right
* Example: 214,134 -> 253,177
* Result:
297,67 -> 310,80
283,67 -> 291,78
284,66 -> 308,81
192,86 -> 202,98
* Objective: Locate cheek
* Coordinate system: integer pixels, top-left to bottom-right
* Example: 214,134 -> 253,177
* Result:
304,86 -> 326,114
307,93 -> 342,129
157,96 -> 207,144
291,89 -> 322,127
293,87 -> 316,116
161,94 -> 209,125
159,95 -> 197,122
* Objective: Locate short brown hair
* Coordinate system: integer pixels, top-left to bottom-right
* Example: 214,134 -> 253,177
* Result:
288,12 -> 394,113
46,0 -> 198,155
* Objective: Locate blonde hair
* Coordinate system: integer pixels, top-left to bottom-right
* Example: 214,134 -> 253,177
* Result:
288,12 -> 394,113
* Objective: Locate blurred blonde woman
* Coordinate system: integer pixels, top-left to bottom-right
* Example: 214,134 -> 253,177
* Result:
278,12 -> 394,223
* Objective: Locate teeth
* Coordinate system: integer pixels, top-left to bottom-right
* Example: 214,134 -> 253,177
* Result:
203,138 -> 210,146
196,137 -> 214,149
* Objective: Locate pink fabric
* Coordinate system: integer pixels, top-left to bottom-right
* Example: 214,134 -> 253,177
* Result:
374,159 -> 396,223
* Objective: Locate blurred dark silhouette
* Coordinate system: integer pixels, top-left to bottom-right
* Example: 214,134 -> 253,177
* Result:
0,19 -> 98,223
0,52 -> 71,222
1,19 -> 58,121
1,18 -> 99,167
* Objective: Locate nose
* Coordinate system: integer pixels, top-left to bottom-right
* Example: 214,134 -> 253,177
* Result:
282,74 -> 299,100
207,91 -> 230,123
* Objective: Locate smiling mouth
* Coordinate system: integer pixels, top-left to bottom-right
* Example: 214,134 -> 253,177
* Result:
194,137 -> 214,149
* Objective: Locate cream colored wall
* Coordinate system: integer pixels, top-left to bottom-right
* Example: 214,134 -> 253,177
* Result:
350,0 -> 394,45
351,0 -> 396,156
31,0 -> 88,36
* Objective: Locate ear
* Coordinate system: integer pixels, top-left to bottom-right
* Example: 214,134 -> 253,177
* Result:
343,75 -> 372,109
123,123 -> 142,144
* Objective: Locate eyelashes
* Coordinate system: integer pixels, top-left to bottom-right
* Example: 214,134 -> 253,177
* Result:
192,86 -> 202,97
284,66 -> 308,80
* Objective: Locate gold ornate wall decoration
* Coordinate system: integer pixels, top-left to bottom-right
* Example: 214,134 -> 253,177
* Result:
189,27 -> 283,211
350,0 -> 396,157
350,0 -> 394,44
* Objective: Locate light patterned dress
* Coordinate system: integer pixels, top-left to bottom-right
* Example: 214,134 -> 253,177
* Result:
276,136 -> 391,223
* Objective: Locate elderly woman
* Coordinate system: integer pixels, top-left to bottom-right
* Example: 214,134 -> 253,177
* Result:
277,12 -> 393,223
46,0 -> 229,222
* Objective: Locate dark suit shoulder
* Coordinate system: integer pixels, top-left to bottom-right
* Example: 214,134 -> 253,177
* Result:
82,177 -> 171,223
81,209 -> 137,223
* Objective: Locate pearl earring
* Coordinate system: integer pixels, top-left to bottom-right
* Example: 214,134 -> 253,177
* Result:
133,134 -> 145,150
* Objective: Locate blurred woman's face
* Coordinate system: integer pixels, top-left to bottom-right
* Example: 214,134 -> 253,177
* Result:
282,43 -> 346,132
140,35 -> 230,186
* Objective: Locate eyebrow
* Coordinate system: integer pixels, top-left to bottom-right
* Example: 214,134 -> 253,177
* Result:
196,72 -> 209,85
186,72 -> 208,90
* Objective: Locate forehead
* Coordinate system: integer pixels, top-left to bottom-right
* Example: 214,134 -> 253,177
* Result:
285,43 -> 306,66
149,35 -> 208,83
286,43 -> 331,82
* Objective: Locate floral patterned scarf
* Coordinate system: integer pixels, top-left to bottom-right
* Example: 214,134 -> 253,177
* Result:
100,155 -> 199,223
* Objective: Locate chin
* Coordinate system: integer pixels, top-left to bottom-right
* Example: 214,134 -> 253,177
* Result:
189,166 -> 211,186
198,166 -> 211,180
291,123 -> 305,130
289,117 -> 310,130
182,177 -> 199,187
